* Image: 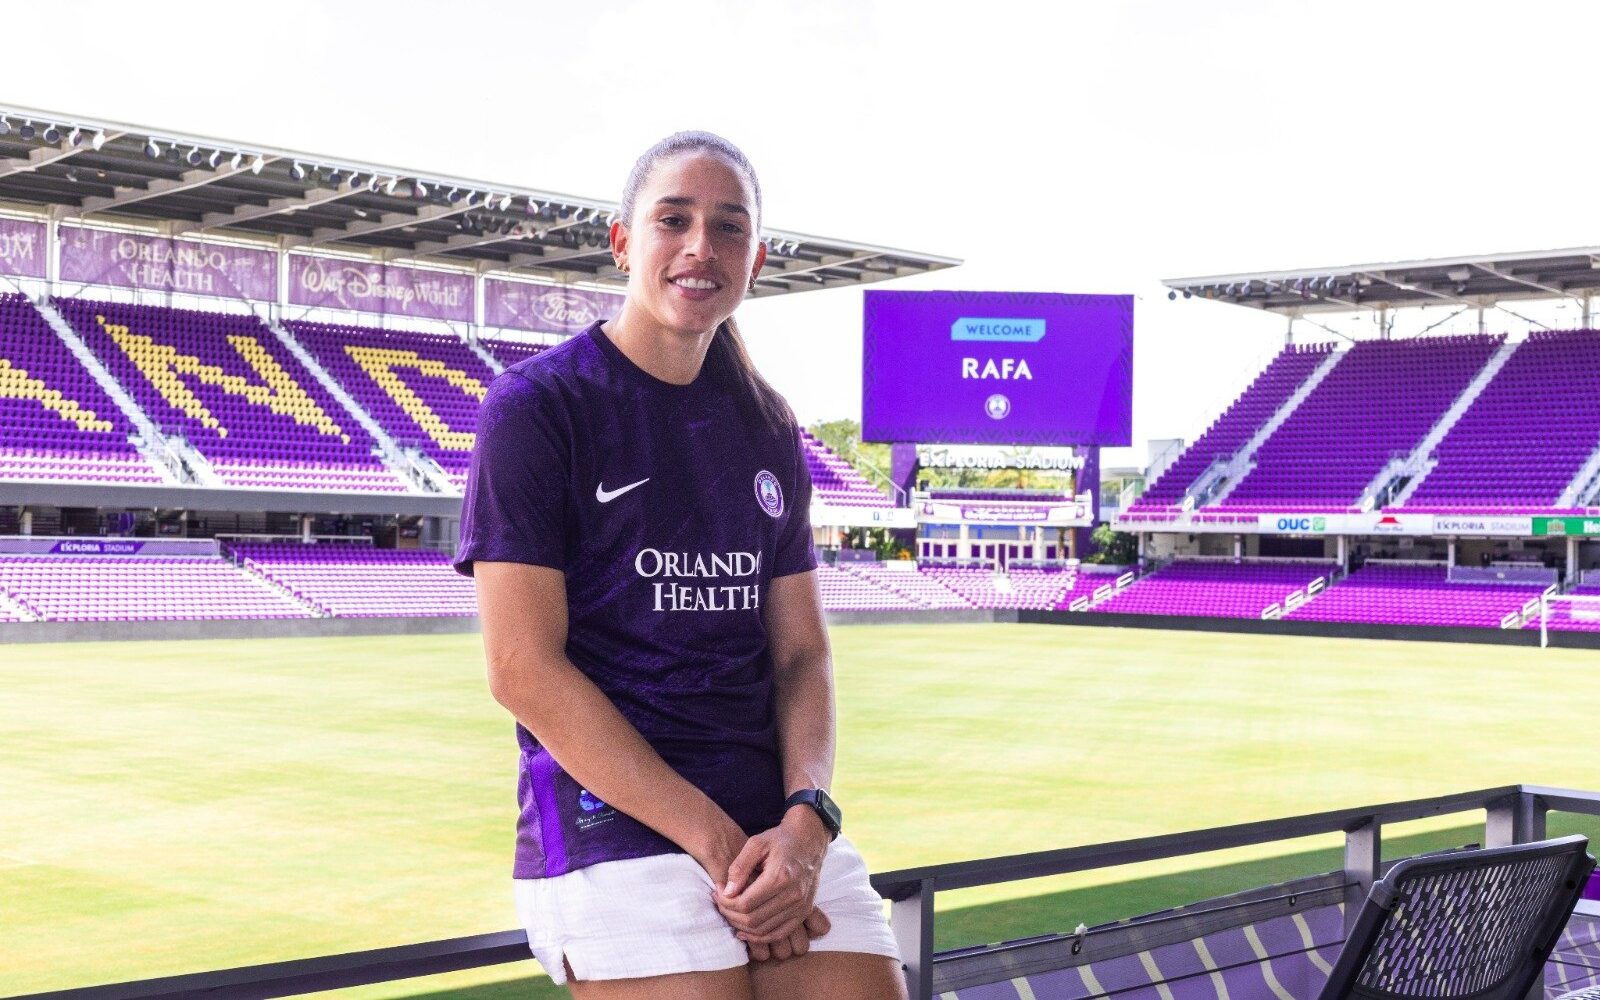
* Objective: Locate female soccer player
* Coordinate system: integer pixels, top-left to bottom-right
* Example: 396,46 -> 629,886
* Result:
455,132 -> 906,1000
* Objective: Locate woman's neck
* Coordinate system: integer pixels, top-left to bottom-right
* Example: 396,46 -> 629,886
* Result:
603,304 -> 716,386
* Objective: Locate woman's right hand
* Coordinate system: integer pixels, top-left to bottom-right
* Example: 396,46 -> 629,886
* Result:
689,807 -> 830,959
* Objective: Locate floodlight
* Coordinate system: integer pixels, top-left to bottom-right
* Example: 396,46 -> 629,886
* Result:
207,149 -> 223,168
185,146 -> 203,166
446,187 -> 460,202
1167,290 -> 1177,301
499,193 -> 512,211
41,124 -> 61,143
0,117 -> 9,135
67,128 -> 82,147
19,121 -> 36,140
144,138 -> 162,158
91,130 -> 106,151
414,180 -> 429,198
347,172 -> 363,190
250,154 -> 265,174
384,176 -> 399,195
290,161 -> 308,181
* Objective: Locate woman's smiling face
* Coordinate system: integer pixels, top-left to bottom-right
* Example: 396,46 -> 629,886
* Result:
612,151 -> 766,338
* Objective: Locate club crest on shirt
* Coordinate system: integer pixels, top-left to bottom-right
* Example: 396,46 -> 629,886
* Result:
754,470 -> 784,518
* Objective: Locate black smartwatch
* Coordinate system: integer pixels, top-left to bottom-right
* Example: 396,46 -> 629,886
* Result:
784,788 -> 842,841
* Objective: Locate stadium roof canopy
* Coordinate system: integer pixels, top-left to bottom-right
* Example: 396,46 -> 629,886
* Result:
1163,247 -> 1600,317
0,102 -> 959,297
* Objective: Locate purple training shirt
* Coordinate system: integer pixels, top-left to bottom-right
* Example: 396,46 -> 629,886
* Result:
454,322 -> 816,878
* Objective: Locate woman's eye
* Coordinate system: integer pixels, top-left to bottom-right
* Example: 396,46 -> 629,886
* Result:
720,222 -> 746,235
658,215 -> 684,227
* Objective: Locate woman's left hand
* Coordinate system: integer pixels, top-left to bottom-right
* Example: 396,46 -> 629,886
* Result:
713,809 -> 831,949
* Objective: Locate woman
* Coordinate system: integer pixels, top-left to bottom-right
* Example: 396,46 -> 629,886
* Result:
455,132 -> 906,1000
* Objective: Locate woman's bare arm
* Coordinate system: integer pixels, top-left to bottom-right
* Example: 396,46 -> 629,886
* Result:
715,569 -> 837,957
474,560 -> 746,878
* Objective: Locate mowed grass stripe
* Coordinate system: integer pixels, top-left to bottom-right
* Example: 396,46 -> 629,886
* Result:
2,625 -> 1595,996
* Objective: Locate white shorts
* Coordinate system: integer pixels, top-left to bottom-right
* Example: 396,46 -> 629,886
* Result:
512,835 -> 902,985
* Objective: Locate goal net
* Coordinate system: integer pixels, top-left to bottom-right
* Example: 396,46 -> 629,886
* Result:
1537,592 -> 1600,647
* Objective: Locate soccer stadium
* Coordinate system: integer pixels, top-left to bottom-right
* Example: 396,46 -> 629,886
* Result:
7,10 -> 1600,998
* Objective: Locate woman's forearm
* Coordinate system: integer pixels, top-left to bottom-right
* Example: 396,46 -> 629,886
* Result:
492,649 -> 741,861
773,650 -> 836,798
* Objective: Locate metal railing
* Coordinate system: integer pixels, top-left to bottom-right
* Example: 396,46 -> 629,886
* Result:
14,784 -> 1597,1000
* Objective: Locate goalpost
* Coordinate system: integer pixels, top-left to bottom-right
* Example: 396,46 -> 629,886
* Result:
1538,592 -> 1600,647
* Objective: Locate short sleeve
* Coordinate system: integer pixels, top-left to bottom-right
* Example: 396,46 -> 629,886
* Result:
453,371 -> 571,577
771,426 -> 817,579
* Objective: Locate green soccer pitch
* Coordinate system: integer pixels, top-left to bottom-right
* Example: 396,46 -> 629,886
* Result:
4,623 -> 1597,998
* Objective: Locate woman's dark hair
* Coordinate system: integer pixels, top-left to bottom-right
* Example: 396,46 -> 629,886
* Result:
619,130 -> 793,436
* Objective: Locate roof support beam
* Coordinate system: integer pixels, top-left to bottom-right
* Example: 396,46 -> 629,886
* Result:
395,226 -> 541,261
1356,271 -> 1469,307
1470,262 -> 1586,304
758,251 -> 884,285
0,132 -> 126,178
170,185 -> 363,236
281,200 -> 473,250
77,157 -> 274,216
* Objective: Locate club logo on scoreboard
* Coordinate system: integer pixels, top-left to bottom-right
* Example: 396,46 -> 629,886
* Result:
985,393 -> 1011,420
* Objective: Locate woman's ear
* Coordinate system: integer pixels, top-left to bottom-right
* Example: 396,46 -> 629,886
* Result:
610,220 -> 629,272
749,238 -> 767,289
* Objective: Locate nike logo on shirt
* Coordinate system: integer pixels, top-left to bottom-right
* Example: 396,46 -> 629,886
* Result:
596,477 -> 650,503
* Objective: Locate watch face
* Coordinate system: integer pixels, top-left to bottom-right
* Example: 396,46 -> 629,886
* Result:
815,789 -> 843,833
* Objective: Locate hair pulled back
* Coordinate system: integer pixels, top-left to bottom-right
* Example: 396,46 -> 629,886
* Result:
620,131 -> 792,436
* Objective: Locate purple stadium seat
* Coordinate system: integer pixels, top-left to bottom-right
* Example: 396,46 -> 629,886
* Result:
53,298 -> 404,492
1223,336 -> 1502,509
1405,330 -> 1600,508
283,319 -> 496,491
0,293 -> 162,485
227,542 -> 477,618
1286,562 -> 1546,628
1092,560 -> 1334,619
1132,343 -> 1335,511
801,430 -> 893,508
0,553 -> 309,622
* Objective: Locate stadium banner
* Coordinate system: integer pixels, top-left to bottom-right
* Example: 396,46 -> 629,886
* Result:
0,537 -> 220,556
1533,515 -> 1600,537
58,225 -> 277,300
1255,512 -> 1436,534
288,254 -> 473,321
0,217 -> 47,278
915,446 -> 1084,471
483,278 -> 623,334
862,290 -> 1134,446
919,499 -> 1090,525
1432,515 -> 1533,536
809,503 -> 917,529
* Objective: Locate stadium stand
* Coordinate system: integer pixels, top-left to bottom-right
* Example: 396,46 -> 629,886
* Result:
227,542 -> 477,618
800,429 -> 893,507
481,338 -> 547,368
0,293 -> 163,485
1132,343 -> 1336,510
814,563 -> 923,611
1223,336 -> 1503,510
1091,560 -> 1335,619
53,298 -> 404,492
0,554 -> 308,621
842,561 -> 970,609
1404,329 -> 1600,508
923,565 -> 1076,610
1284,562 -> 1546,628
283,319 -> 495,490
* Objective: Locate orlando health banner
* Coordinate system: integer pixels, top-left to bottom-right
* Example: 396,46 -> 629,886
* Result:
59,225 -> 277,300
0,217 -> 47,278
484,278 -> 623,334
862,290 -> 1133,446
288,254 -> 474,322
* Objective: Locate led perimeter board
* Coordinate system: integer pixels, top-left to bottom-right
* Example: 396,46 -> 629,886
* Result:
861,290 -> 1133,446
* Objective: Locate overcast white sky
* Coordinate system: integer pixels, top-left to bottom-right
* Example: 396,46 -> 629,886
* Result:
6,1 -> 1600,469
